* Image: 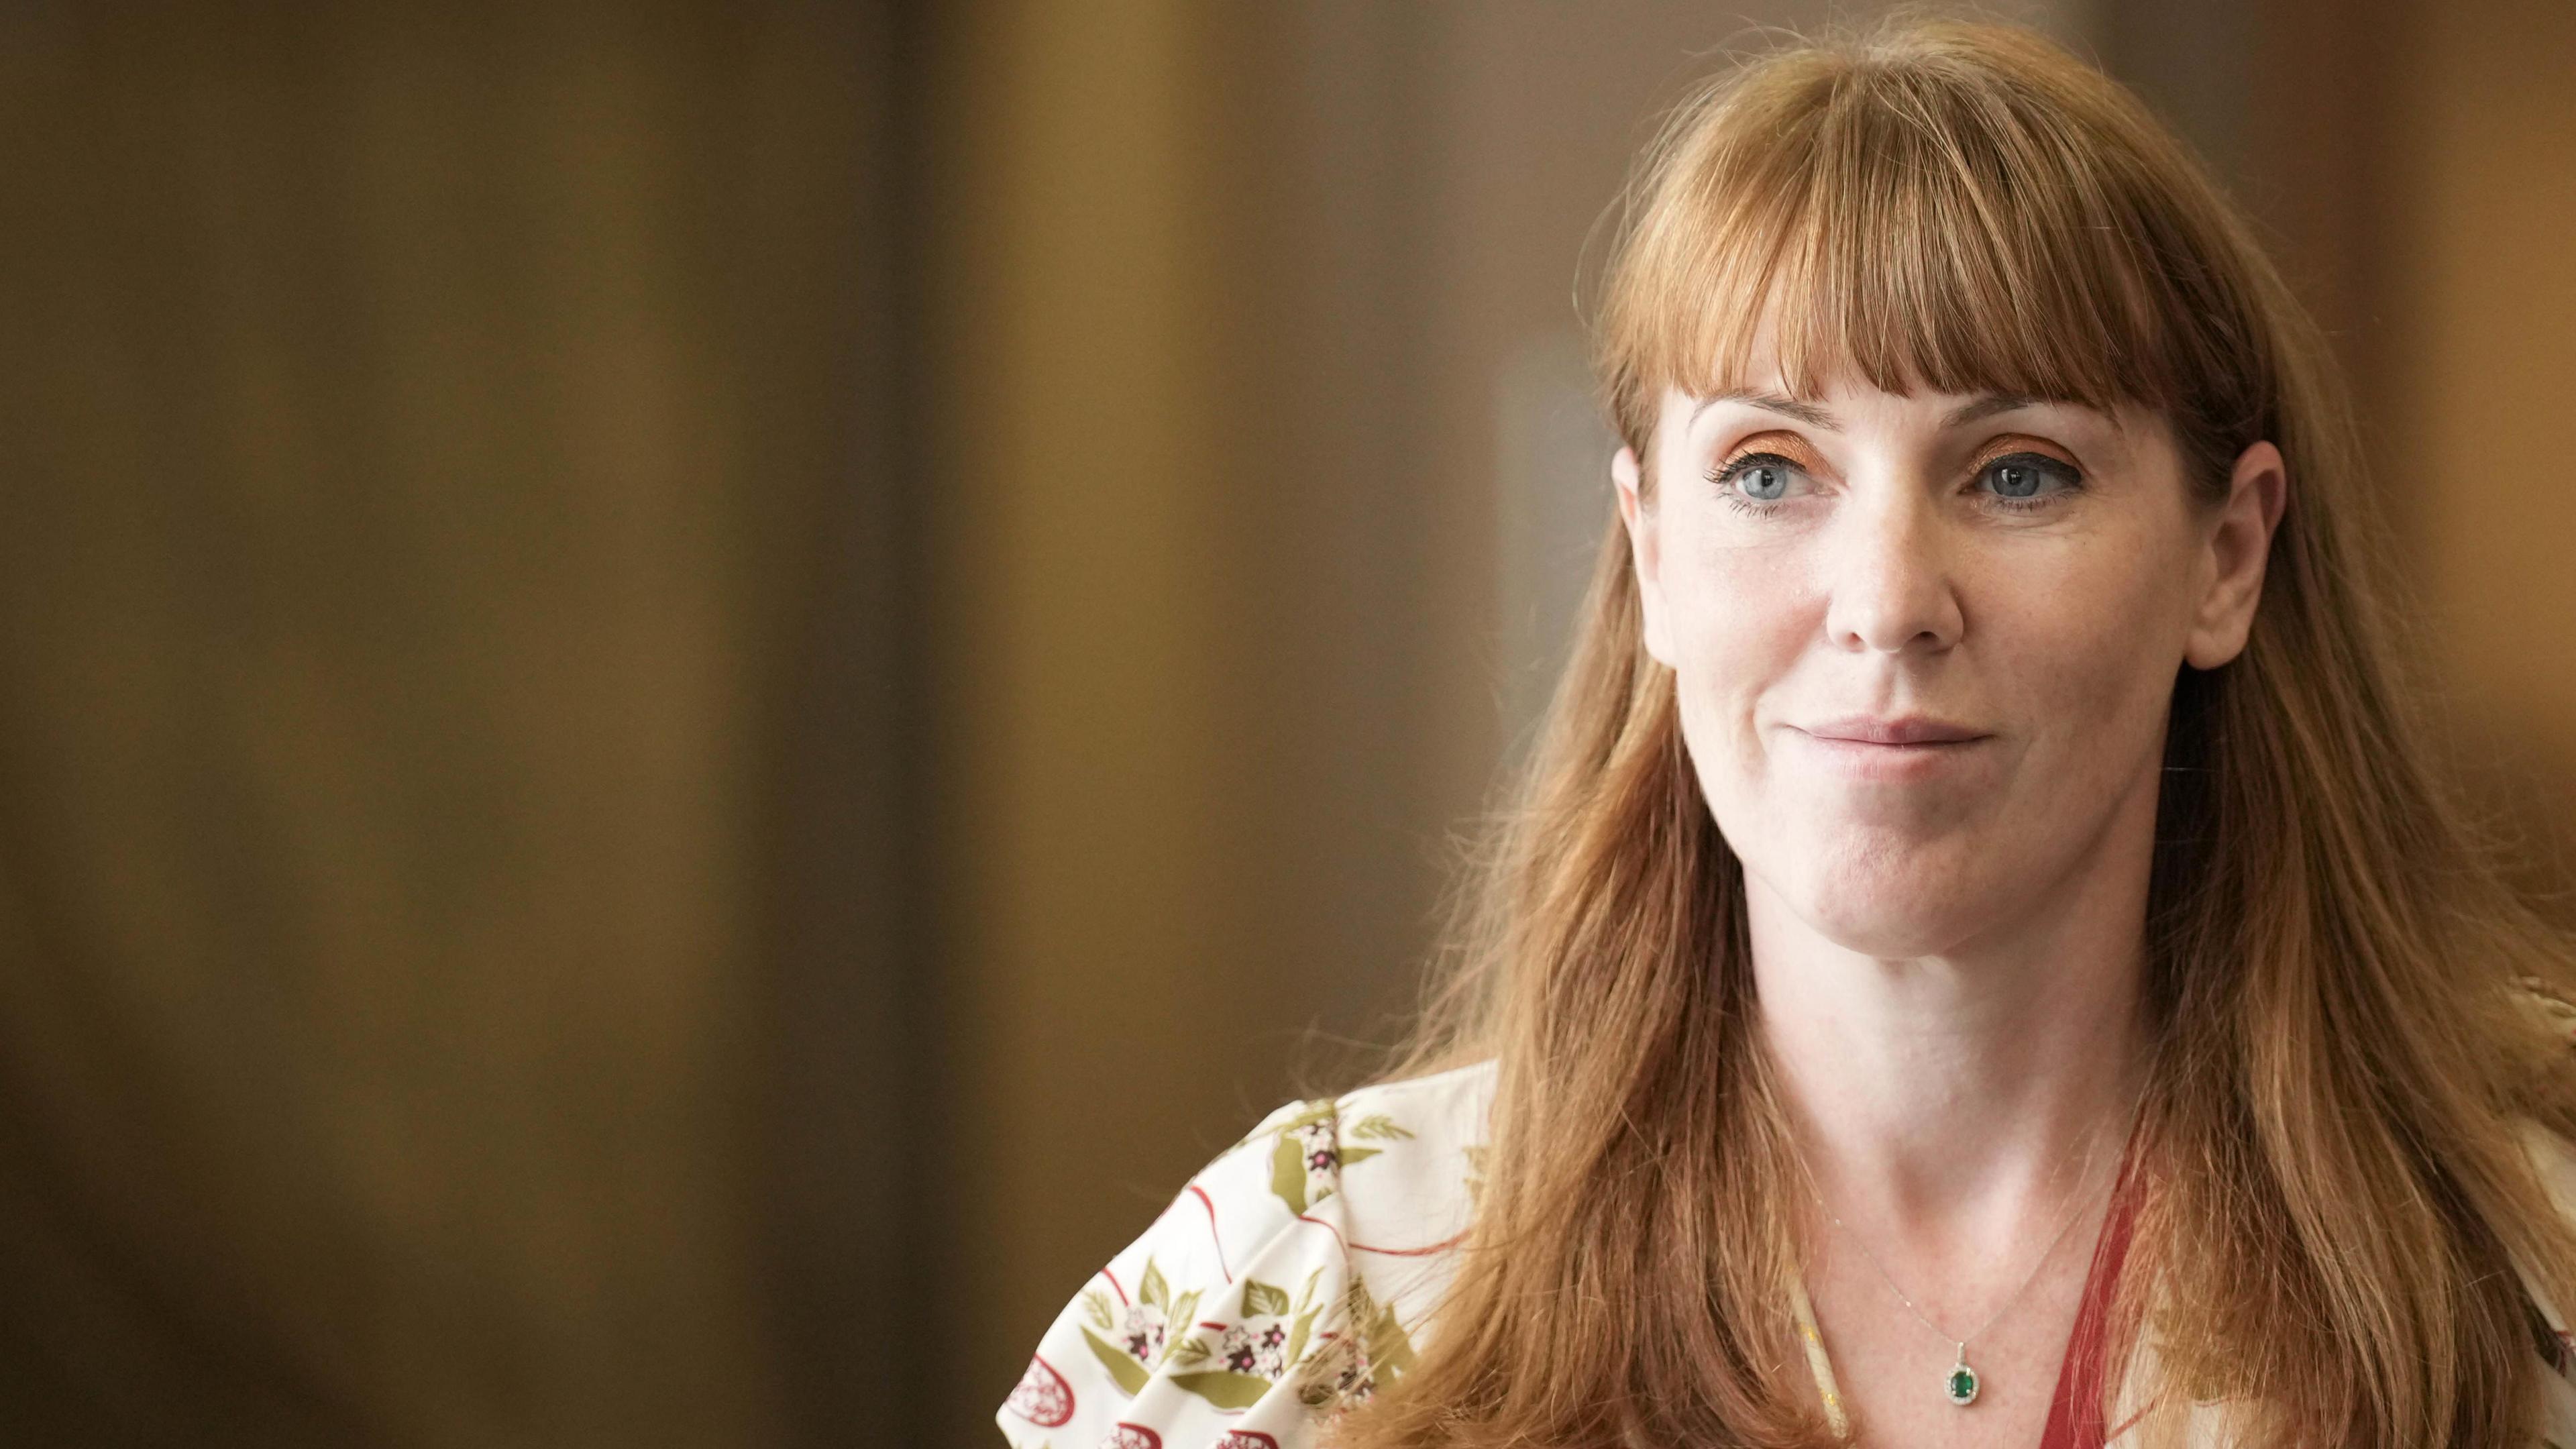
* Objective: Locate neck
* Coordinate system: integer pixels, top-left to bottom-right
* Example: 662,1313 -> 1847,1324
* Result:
1750,815 -> 2156,1247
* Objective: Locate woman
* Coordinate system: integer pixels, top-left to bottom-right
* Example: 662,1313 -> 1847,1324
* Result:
996,17 -> 2576,1448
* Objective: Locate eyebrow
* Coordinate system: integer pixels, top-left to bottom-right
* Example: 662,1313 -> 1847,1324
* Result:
1688,390 -> 2051,431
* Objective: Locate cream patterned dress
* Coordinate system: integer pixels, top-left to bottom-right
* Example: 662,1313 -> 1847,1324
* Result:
998,1032 -> 2576,1448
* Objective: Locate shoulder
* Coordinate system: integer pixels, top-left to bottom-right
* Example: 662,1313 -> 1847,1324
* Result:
2510,1117 -> 2576,1441
1197,1059 -> 1497,1271
2510,975 -> 2576,1223
2503,977 -> 2576,1436
997,1061 -> 1496,1449
1293,1059 -> 1498,1236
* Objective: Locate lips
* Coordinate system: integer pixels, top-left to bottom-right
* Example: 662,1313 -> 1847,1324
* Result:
1788,716 -> 1992,782
1799,714 -> 1988,745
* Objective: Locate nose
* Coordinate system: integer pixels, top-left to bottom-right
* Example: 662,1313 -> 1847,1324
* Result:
1821,488 -> 1963,655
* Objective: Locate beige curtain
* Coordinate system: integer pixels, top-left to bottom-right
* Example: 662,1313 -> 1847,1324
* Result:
0,5 -> 888,1444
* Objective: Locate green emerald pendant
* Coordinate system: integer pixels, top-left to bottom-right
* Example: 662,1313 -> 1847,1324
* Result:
1945,1346 -> 1980,1406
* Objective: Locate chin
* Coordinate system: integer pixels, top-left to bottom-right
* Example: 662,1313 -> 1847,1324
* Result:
1762,843 -> 2000,958
1801,907 -> 1987,959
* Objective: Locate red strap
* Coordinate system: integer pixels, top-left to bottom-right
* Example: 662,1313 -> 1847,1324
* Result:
2039,1120 -> 2145,1449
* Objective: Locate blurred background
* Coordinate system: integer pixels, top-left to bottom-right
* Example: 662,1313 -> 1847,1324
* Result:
0,1 -> 2569,1445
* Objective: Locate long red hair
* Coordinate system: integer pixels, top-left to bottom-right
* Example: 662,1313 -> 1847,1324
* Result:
1332,17 -> 2576,1448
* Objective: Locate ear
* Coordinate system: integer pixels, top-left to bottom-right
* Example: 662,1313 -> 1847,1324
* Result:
2185,440 -> 2288,670
1613,444 -> 1676,668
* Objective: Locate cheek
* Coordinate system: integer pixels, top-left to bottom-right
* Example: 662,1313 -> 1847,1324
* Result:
1655,525 -> 1813,667
1988,544 -> 2194,755
1654,536 -> 1813,771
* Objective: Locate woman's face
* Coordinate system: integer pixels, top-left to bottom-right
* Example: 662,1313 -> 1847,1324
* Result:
1613,360 -> 2283,959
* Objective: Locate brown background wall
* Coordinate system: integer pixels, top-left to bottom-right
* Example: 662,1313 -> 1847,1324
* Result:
0,3 -> 883,1443
2384,0 -> 2576,900
0,3 -> 2568,1448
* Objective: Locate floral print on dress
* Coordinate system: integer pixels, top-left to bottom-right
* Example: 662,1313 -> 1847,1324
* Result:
998,1069 -> 1483,1449
1159,1269 -> 1331,1410
1000,1001 -> 2576,1449
1004,1354 -> 1075,1428
1290,1275 -> 1417,1413
1092,1252 -> 1210,1392
1265,1106 -> 1414,1214
1077,1258 -> 1201,1397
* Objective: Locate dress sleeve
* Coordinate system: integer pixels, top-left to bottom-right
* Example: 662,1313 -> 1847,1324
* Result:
2510,978 -> 2576,1437
995,1094 -> 1402,1449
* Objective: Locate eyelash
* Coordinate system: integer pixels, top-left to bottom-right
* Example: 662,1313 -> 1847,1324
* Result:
1703,449 -> 2084,517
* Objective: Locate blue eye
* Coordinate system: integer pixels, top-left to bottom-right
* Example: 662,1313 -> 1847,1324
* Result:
1739,462 -> 1793,500
1708,451 -> 1807,511
1976,451 -> 2080,508
1989,461 -> 2045,497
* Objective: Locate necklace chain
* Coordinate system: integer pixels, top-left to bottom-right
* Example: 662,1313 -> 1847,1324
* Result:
1791,1081 -> 2148,1357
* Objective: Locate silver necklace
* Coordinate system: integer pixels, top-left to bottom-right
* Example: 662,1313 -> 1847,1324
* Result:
1792,1085 -> 2146,1410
